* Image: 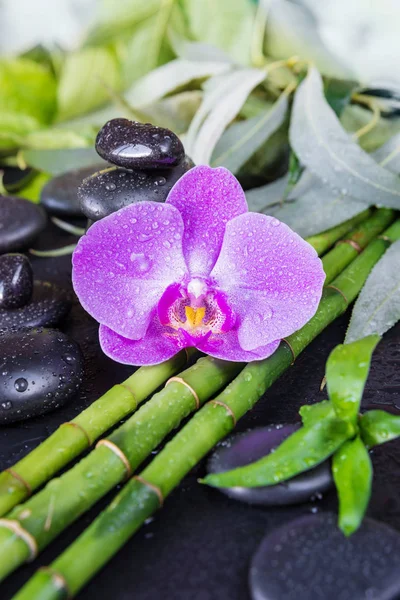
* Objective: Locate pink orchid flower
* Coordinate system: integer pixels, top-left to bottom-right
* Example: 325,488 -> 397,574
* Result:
72,166 -> 325,365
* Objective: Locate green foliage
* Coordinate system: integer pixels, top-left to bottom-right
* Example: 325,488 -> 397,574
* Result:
359,410 -> 400,448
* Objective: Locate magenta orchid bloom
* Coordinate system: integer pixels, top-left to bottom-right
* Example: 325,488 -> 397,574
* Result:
72,166 -> 325,365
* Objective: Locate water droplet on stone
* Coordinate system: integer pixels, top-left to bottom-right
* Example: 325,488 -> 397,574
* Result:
14,377 -> 28,392
105,182 -> 116,191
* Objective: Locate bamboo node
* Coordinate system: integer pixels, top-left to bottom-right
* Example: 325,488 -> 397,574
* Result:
0,519 -> 37,561
166,377 -> 200,410
5,468 -> 32,497
133,476 -> 164,507
39,567 -> 71,599
61,421 -> 92,446
326,284 -> 348,307
377,234 -> 391,242
281,338 -> 296,365
335,239 -> 362,253
119,382 -> 137,404
208,400 -> 237,427
96,440 -> 132,479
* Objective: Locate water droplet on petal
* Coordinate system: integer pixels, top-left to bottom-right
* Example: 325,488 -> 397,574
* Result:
130,253 -> 152,274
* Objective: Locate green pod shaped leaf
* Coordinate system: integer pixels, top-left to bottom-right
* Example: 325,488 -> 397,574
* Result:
326,335 -> 380,422
332,436 -> 372,536
359,410 -> 400,448
203,416 -> 354,489
299,400 -> 334,427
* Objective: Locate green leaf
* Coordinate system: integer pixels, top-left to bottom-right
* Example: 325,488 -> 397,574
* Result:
372,132 -> 400,174
245,174 -> 289,212
56,48 -> 121,122
359,410 -> 400,448
140,91 -> 202,134
17,172 -> 52,203
332,436 -> 372,536
0,58 -> 56,125
0,114 -> 41,152
203,416 -> 354,489
299,400 -> 334,427
345,240 -> 400,342
324,78 -> 358,117
290,67 -> 400,209
211,93 -> 288,174
326,336 -> 380,422
340,104 -> 400,153
22,148 -> 103,176
186,69 -> 266,165
22,129 -> 94,151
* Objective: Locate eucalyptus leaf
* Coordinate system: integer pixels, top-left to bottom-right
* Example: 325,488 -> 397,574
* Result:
345,240 -> 400,343
211,93 -> 288,173
203,416 -> 353,489
246,174 -> 289,212
332,436 -> 372,536
372,133 -> 400,174
324,78 -> 358,117
18,172 -> 51,203
359,410 -> 400,449
170,37 -> 233,64
326,335 -> 380,423
341,104 -> 400,153
22,148 -> 103,176
290,67 -> 400,209
187,69 -> 266,165
299,400 -> 334,428
22,129 -> 93,151
126,59 -> 231,108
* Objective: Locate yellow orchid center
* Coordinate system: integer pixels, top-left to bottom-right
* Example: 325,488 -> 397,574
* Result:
184,305 -> 206,329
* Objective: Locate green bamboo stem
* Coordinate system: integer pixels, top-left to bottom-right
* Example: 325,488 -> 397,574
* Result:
0,349 -> 196,517
14,218 -> 400,600
306,208 -> 371,255
0,356 -> 243,581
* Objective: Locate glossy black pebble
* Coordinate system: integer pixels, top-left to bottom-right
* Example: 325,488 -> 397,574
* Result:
0,196 -> 47,254
40,165 -> 102,216
78,157 -> 194,221
0,328 -> 83,423
250,512 -> 400,600
0,254 -> 33,309
208,425 -> 332,506
95,119 -> 185,170
0,281 -> 72,331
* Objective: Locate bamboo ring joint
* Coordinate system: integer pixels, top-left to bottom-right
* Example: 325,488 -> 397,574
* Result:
39,567 -> 71,599
96,440 -> 132,479
281,338 -> 296,365
377,234 -> 391,242
326,284 -> 349,307
0,519 -> 38,561
5,468 -> 32,497
208,400 -> 237,427
335,239 -> 362,253
133,476 -> 164,507
166,377 -> 200,410
61,421 -> 92,446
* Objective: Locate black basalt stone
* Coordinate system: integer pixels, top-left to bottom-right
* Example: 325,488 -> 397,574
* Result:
0,253 -> 33,309
0,196 -> 47,254
40,165 -> 103,216
208,425 -> 333,506
249,512 -> 400,600
0,328 -> 83,423
0,281 -> 72,331
78,157 -> 194,221
95,119 -> 185,169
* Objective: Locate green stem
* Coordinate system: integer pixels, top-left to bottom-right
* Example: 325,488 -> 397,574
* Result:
14,219 -> 400,600
0,357 -> 243,581
0,350 -> 192,517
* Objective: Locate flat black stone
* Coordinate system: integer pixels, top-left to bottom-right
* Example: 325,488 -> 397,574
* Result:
0,254 -> 33,309
208,425 -> 333,506
78,157 -> 194,221
0,281 -> 72,330
95,119 -> 185,169
0,328 -> 83,424
250,512 -> 400,600
40,165 -> 103,216
0,196 -> 47,254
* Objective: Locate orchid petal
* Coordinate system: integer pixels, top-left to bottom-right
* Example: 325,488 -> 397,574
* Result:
72,202 -> 188,340
99,322 -> 179,366
211,213 -> 325,351
198,330 -> 280,362
166,165 -> 247,277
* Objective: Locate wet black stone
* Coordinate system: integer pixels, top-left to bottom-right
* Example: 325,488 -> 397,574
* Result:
0,328 -> 83,423
0,281 -> 72,331
95,119 -> 185,169
208,425 -> 333,506
249,512 -> 400,600
0,253 -> 33,309
0,196 -> 47,254
40,165 -> 102,216
78,157 -> 194,221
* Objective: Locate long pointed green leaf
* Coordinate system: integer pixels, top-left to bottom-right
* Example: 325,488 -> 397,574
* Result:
359,410 -> 400,448
299,400 -> 334,427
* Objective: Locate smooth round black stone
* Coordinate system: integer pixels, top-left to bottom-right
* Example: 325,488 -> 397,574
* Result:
0,281 -> 72,331
0,196 -> 47,254
0,328 -> 83,423
0,253 -> 33,309
40,165 -> 103,216
2,167 -> 35,193
78,157 -> 194,221
249,512 -> 400,600
208,425 -> 333,506
95,119 -> 185,170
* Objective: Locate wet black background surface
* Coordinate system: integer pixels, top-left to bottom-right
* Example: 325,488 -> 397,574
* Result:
1,221 -> 400,600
